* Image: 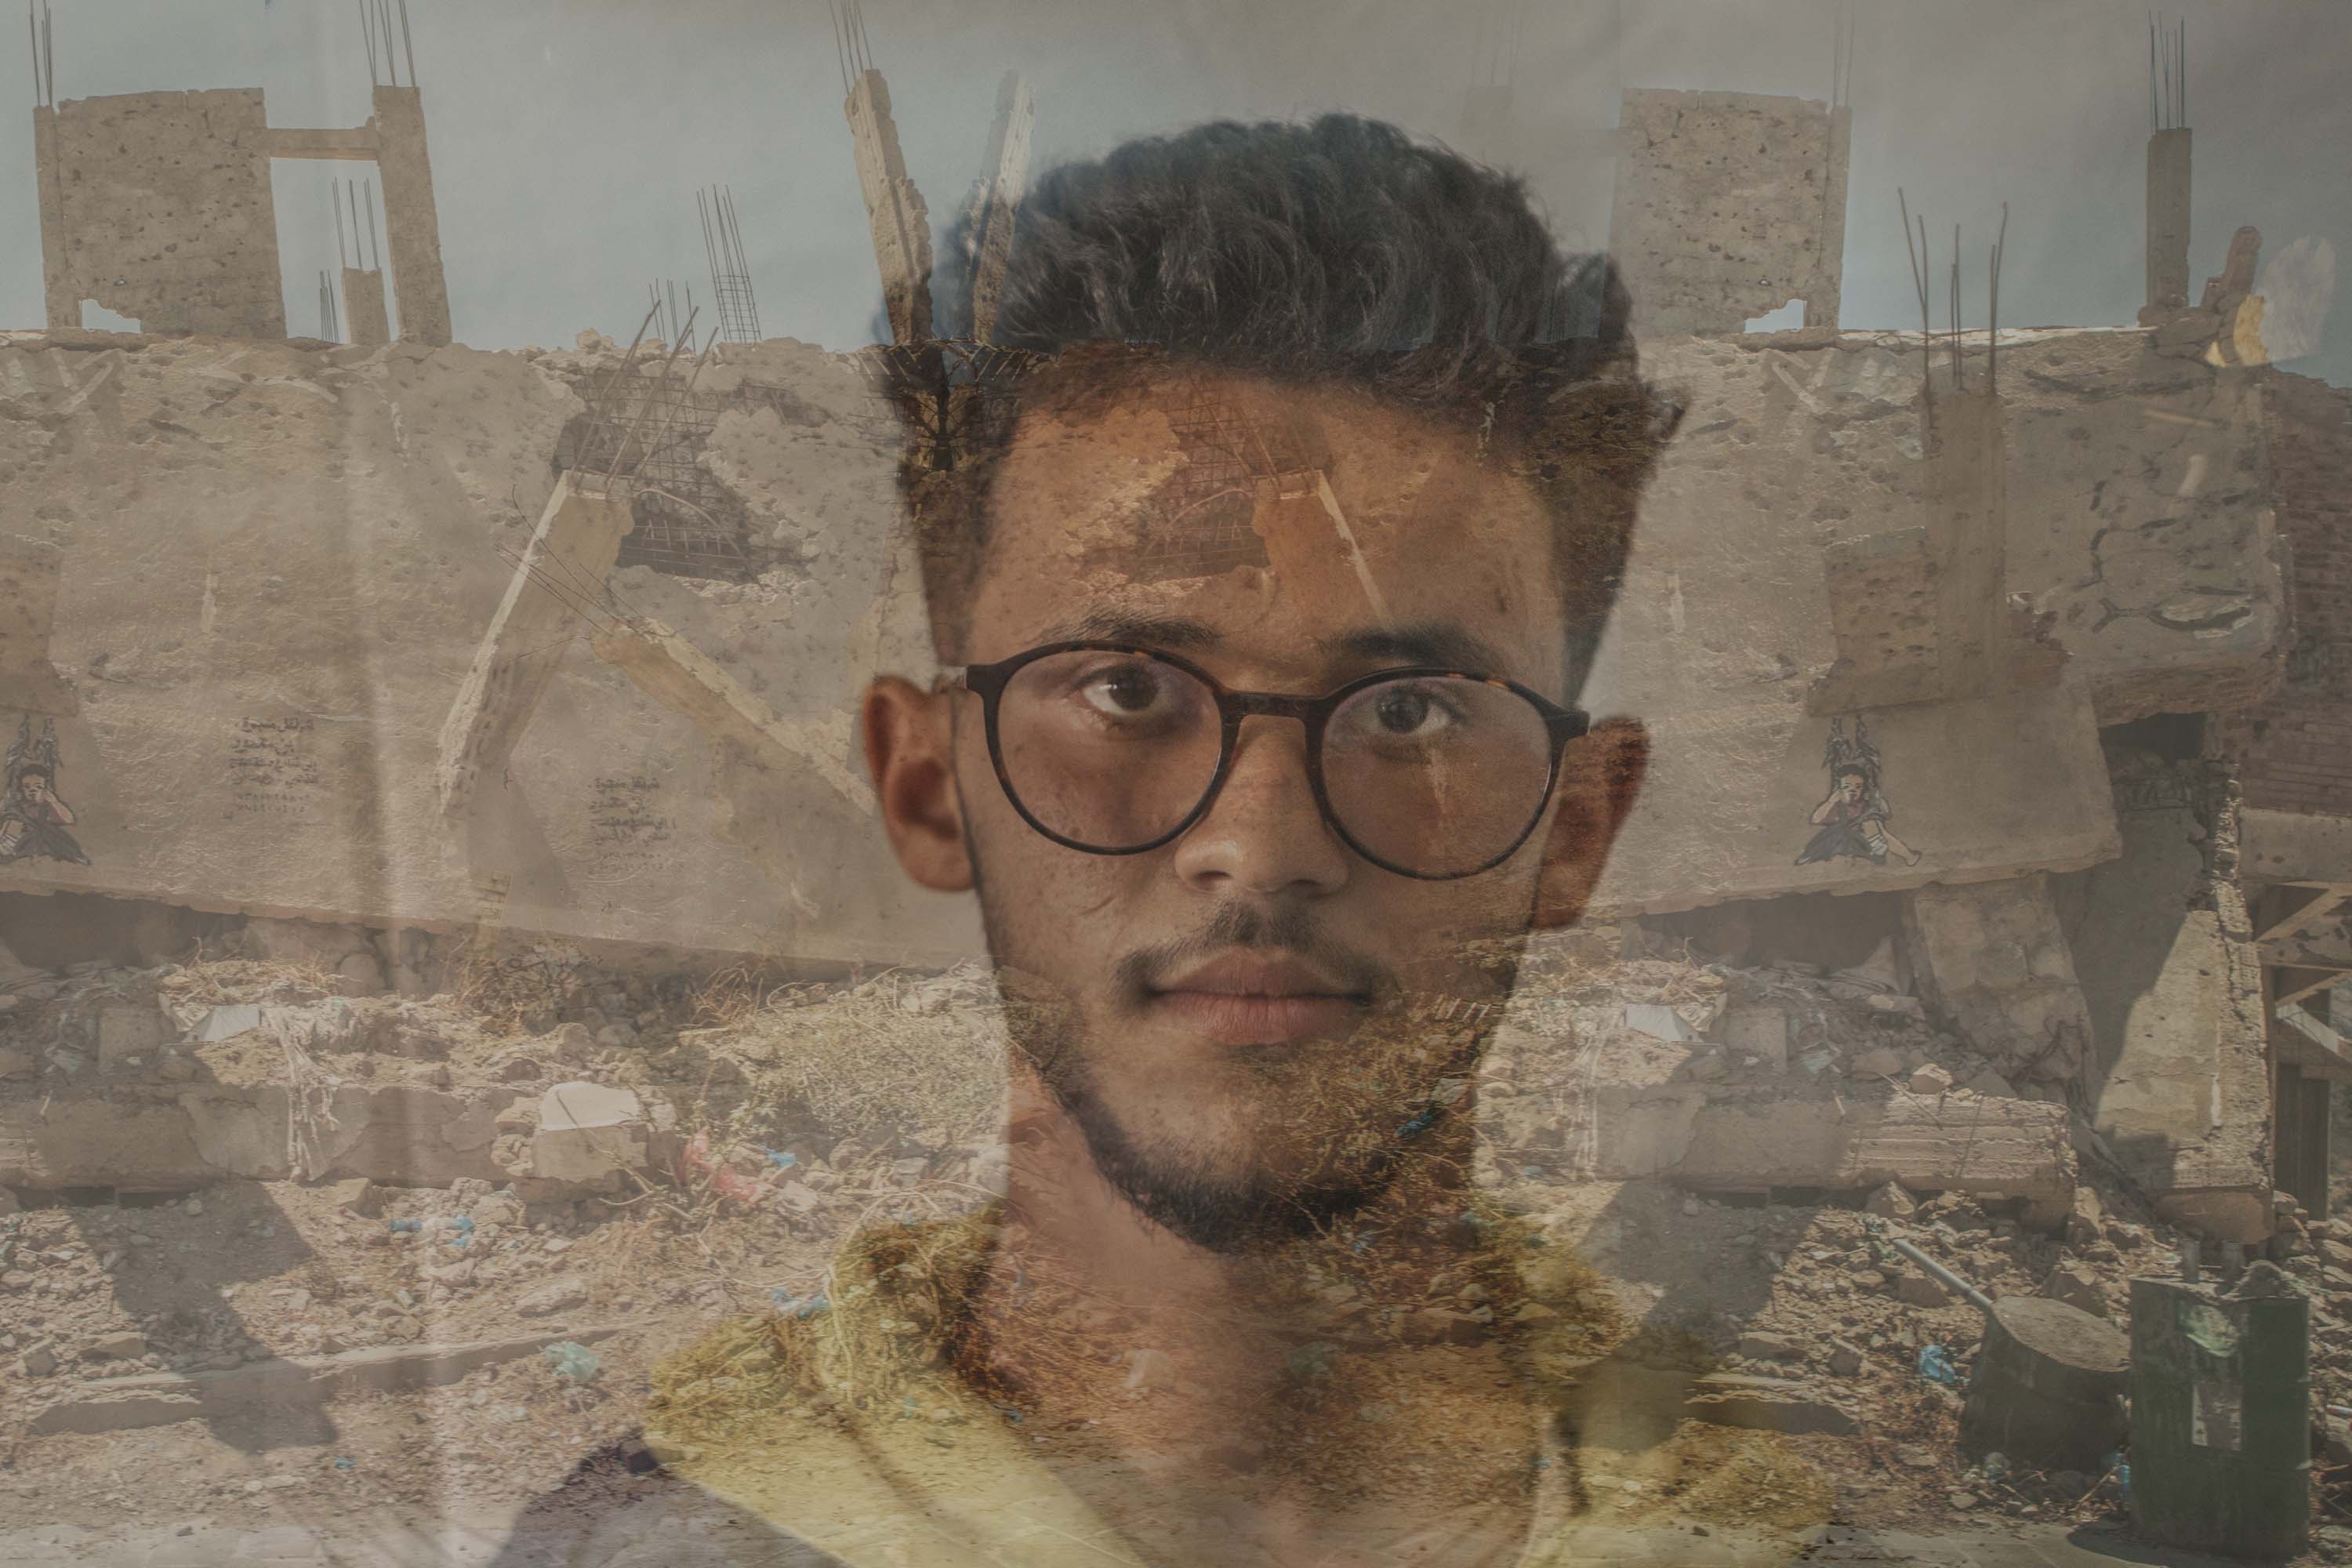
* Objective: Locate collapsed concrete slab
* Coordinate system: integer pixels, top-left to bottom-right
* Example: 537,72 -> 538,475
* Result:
1903,875 -> 2095,1087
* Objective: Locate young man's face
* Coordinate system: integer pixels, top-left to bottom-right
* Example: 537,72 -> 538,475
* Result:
868,365 -> 1644,1249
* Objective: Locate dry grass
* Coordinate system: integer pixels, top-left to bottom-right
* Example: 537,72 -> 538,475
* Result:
154,953 -> 338,1007
723,964 -> 1005,1149
450,933 -> 592,1034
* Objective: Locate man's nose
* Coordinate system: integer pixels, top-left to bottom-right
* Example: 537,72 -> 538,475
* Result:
1171,716 -> 1352,896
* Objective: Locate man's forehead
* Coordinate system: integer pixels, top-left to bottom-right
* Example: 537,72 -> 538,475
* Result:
973,368 -> 1573,682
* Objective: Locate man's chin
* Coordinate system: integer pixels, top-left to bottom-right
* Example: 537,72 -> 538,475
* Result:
1056,1081 -> 1424,1253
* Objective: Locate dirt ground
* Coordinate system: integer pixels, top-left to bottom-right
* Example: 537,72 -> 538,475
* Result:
3,937 -> 2347,1556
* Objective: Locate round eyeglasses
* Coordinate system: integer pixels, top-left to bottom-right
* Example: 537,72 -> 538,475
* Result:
946,642 -> 1591,880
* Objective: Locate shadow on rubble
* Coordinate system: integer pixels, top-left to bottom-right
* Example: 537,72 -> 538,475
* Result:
31,1180 -> 341,1452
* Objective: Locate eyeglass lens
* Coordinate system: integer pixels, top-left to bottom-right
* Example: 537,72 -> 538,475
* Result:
993,651 -> 1557,877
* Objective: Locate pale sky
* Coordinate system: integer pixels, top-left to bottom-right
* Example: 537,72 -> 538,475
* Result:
1,0 -> 2346,385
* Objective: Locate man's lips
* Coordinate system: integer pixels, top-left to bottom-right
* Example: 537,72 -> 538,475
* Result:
1145,953 -> 1372,1047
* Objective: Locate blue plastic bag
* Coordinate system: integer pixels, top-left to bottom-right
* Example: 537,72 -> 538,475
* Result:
542,1340 -> 601,1383
1916,1344 -> 1962,1386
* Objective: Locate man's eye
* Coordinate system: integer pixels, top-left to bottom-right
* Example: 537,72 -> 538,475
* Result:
1370,688 -> 1450,736
1080,665 -> 1164,715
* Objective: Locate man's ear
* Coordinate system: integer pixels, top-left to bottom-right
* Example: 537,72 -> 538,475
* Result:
1532,717 -> 1647,930
862,676 -> 975,893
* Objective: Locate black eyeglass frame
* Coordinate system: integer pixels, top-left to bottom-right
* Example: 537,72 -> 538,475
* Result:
945,641 -> 1593,881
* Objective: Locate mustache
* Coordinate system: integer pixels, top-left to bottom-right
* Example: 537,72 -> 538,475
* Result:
1111,902 -> 1396,1004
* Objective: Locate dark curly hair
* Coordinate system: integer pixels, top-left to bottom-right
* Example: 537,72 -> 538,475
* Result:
885,113 -> 1678,688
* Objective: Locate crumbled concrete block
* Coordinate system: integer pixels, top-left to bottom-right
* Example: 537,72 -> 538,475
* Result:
80,1331 -> 147,1361
531,1082 -> 647,1184
1864,1181 -> 1918,1219
20,1339 -> 57,1376
97,1002 -> 168,1070
1828,1340 -> 1867,1377
1721,1004 -> 1789,1069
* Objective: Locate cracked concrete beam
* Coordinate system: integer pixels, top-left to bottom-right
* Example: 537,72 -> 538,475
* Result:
586,617 -> 876,816
961,71 -> 1036,343
437,474 -> 636,815
844,69 -> 934,344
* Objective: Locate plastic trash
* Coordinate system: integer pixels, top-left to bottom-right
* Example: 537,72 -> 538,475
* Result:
542,1340 -> 601,1383
769,1288 -> 830,1320
332,1457 -> 354,1471
387,1218 -> 422,1234
1917,1344 -> 1962,1386
760,1147 -> 800,1171
1980,1451 -> 2010,1483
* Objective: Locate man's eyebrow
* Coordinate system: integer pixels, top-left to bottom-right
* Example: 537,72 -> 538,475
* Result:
1319,622 -> 1512,674
1034,608 -> 1223,652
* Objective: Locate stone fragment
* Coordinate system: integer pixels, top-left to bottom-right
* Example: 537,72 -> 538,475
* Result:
194,1004 -> 264,1043
1908,1064 -> 1953,1094
2067,1188 -> 2104,1247
1827,1340 -> 1867,1376
1867,994 -> 1927,1022
2041,1261 -> 2110,1319
325,1178 -> 380,1215
1962,1068 -> 2017,1099
1737,1330 -> 1806,1362
97,1002 -> 168,1070
1896,1272 -> 1954,1308
1864,1181 -> 1917,1219
81,1332 -> 147,1361
1850,1045 -> 1908,1078
0,1047 -> 36,1079
517,1276 -> 589,1316
20,1340 -> 56,1375
777,1181 -> 825,1215
1683,1373 -> 1858,1436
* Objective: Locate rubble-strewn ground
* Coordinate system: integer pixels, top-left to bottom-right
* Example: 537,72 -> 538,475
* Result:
3,927 -> 2347,1559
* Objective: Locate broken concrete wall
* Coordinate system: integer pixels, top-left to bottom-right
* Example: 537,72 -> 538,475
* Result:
1608,89 -> 1850,335
2058,750 -> 2273,1240
2209,373 -> 2352,820
33,91 -> 287,339
0,331 -> 974,969
1588,325 -> 2281,917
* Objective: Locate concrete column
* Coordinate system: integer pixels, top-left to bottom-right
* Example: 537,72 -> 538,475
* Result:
31,107 -> 77,332
1802,103 -> 1853,331
1926,389 -> 2008,702
341,267 -> 390,347
370,85 -> 452,346
845,70 -> 933,343
2146,128 -> 2192,313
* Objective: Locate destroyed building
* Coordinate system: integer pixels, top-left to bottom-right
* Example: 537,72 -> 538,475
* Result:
1,8 -> 2348,1561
